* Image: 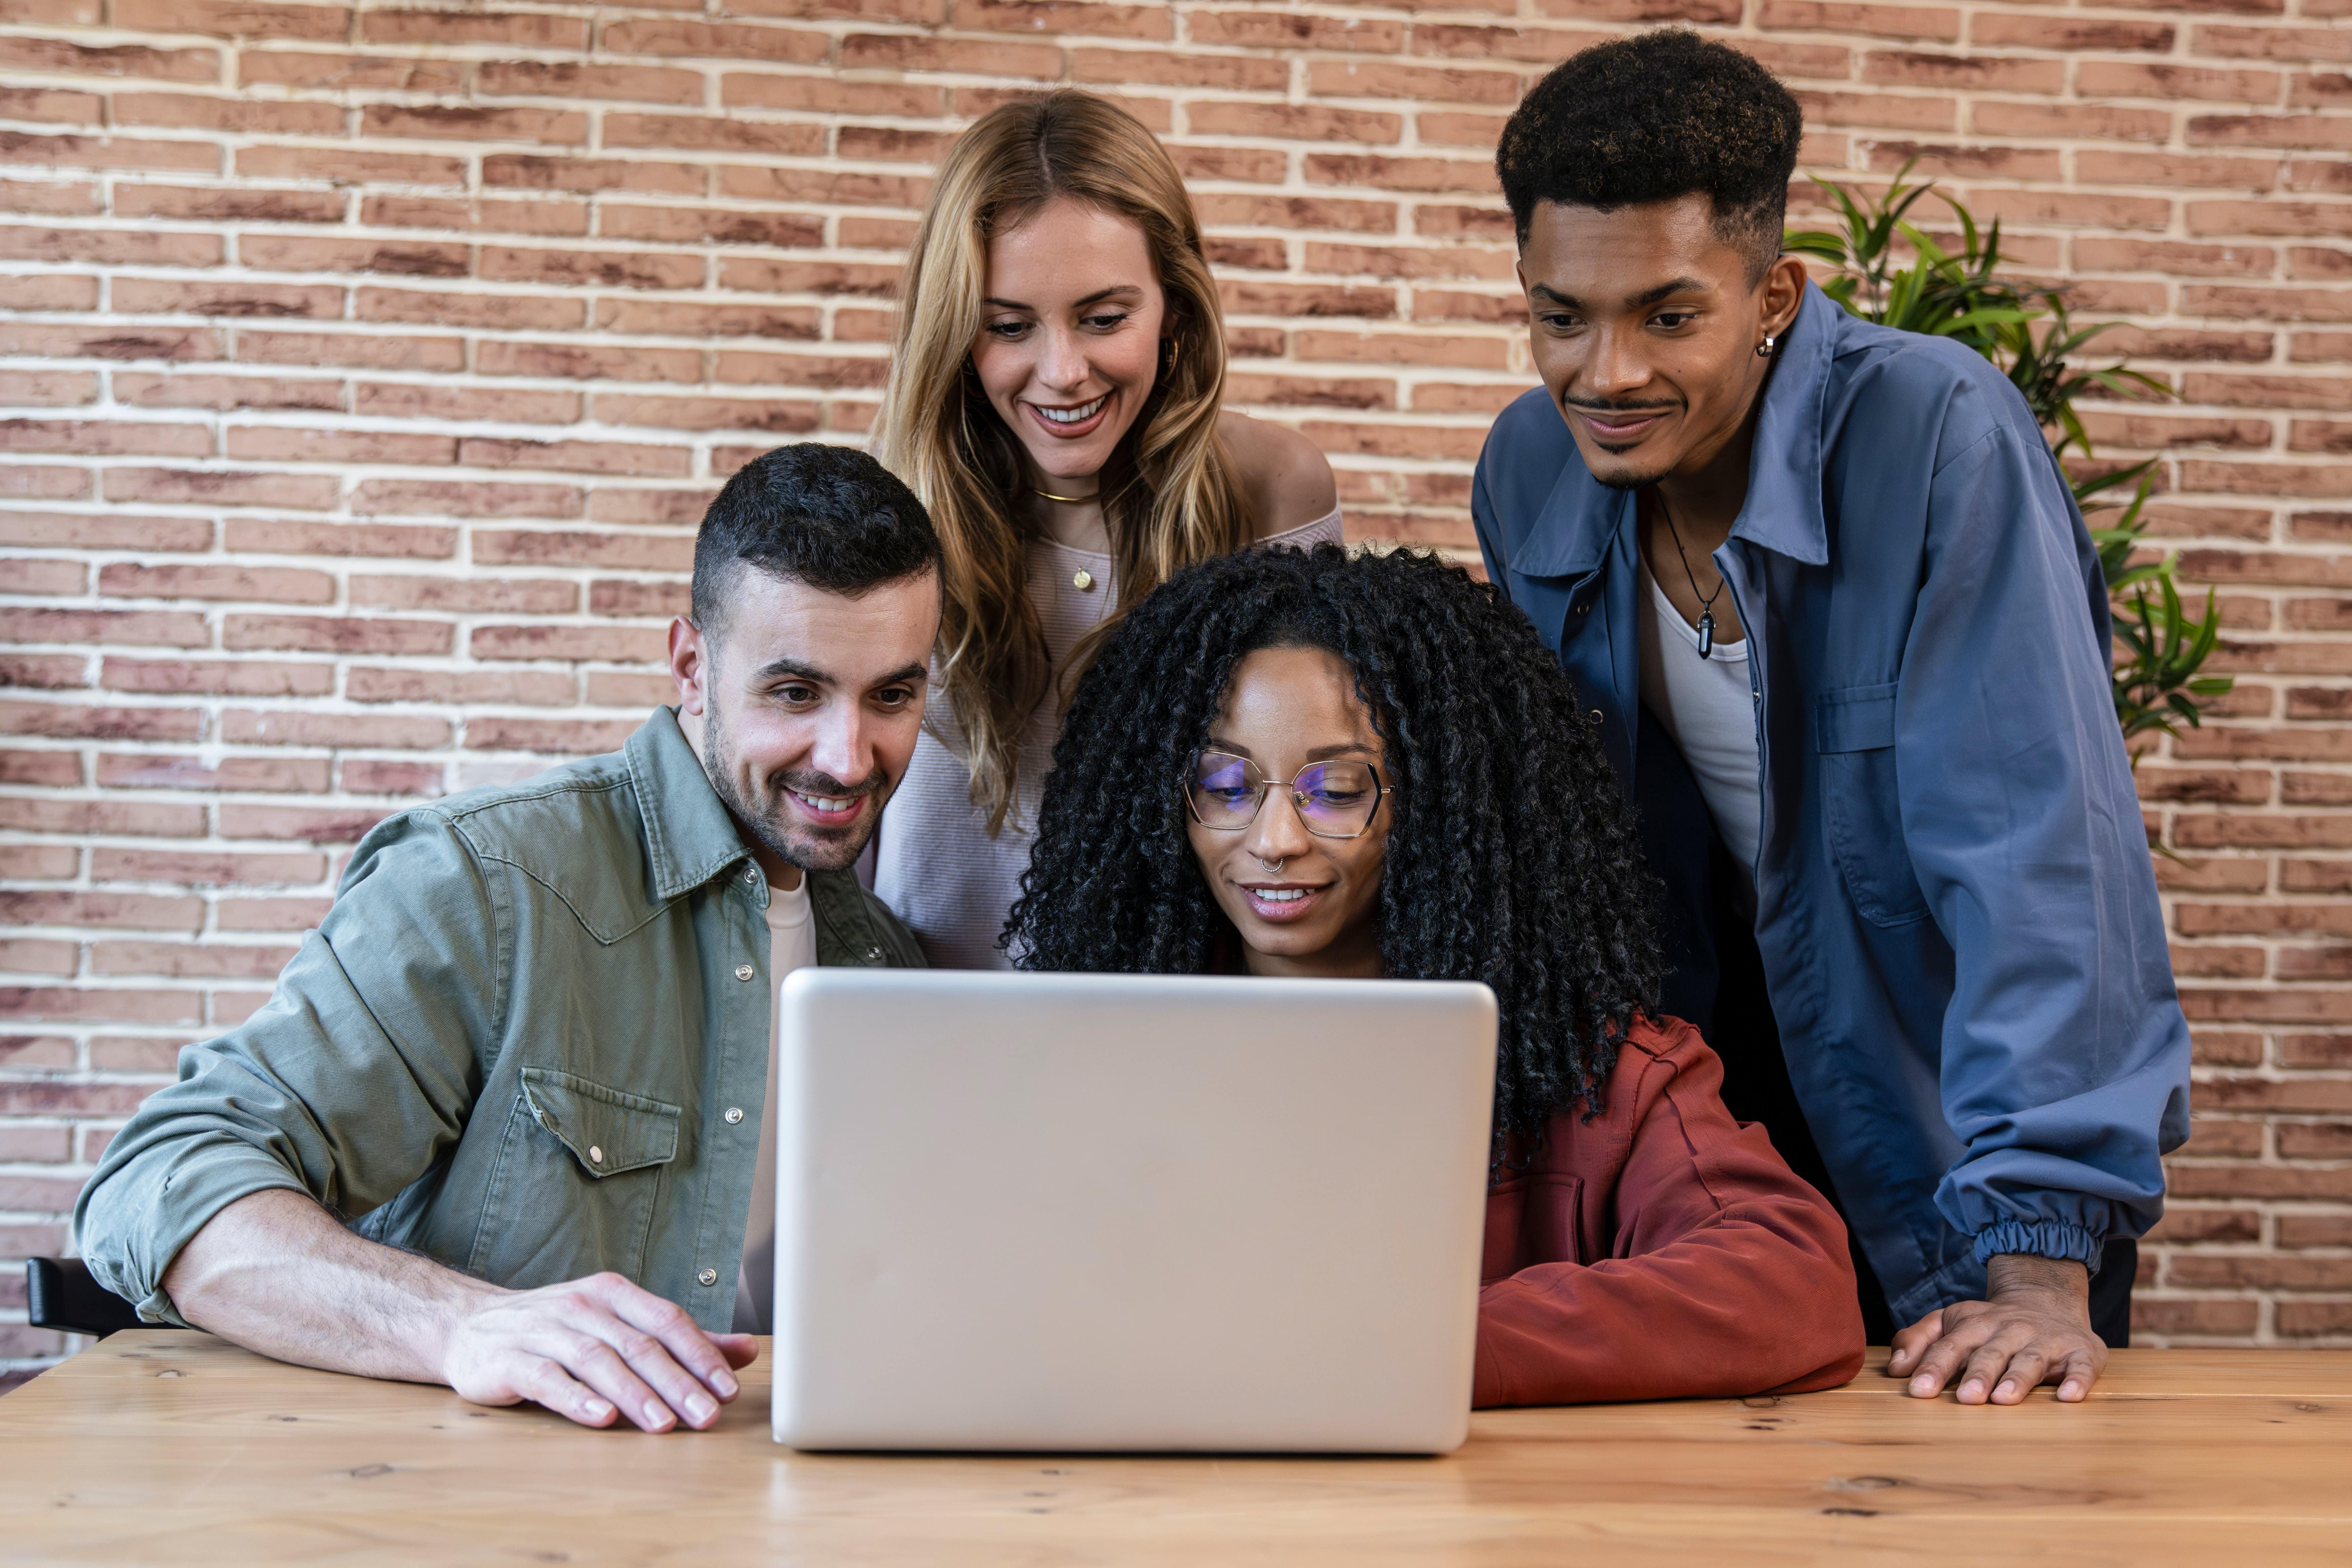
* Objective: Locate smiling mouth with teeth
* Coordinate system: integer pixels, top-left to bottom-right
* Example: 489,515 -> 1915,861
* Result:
790,788 -> 858,814
1035,394 -> 1107,424
1251,888 -> 1309,902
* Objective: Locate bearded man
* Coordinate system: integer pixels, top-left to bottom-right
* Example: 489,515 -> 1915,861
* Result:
1474,32 -> 2190,1405
77,444 -> 936,1432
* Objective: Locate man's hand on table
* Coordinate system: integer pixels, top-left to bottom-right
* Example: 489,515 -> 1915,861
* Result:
440,1273 -> 759,1433
162,1190 -> 756,1435
1885,1254 -> 2107,1405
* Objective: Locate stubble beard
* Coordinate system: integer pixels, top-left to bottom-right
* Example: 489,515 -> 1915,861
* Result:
698,698 -> 883,876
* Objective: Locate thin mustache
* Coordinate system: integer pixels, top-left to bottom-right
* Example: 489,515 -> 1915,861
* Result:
1563,401 -> 1678,414
774,773 -> 882,800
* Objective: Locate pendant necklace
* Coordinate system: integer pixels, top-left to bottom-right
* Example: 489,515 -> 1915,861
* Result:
1653,489 -> 1727,659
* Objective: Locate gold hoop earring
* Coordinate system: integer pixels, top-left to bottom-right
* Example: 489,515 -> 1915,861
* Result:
1162,336 -> 1182,375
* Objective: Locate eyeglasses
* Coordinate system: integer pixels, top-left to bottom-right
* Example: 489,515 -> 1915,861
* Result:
1184,751 -> 1392,840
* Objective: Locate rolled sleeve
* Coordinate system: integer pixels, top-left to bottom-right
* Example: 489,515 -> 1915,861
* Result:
73,811 -> 504,1320
1898,419 -> 2192,1267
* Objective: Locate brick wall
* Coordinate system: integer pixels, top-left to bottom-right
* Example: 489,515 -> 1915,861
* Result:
1,0 -> 2347,1377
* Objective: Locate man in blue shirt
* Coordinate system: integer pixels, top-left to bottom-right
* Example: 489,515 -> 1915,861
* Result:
1473,31 -> 2190,1405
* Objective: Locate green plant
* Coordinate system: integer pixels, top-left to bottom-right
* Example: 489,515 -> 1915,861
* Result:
1787,163 -> 2230,765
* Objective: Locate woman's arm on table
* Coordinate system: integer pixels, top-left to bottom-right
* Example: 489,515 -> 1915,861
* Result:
1474,1022 -> 1867,1407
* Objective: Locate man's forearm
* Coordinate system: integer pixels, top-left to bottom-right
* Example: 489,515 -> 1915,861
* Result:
1987,1252 -> 2091,1305
160,1187 -> 492,1386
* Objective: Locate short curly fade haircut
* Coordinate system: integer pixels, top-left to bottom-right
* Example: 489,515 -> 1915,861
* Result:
1004,544 -> 1664,1138
1497,29 -> 1802,280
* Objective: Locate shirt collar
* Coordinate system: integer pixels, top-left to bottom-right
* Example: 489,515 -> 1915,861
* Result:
1507,280 -> 1838,579
626,705 -> 757,901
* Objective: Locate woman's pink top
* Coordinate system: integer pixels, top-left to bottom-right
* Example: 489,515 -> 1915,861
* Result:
875,507 -> 1344,968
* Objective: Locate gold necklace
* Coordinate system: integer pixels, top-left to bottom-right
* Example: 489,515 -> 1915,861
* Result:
1031,486 -> 1098,505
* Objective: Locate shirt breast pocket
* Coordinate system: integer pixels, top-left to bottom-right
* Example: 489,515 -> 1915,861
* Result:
1814,683 -> 1931,928
466,1067 -> 682,1288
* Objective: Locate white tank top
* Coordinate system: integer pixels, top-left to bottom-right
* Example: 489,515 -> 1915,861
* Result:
1636,554 -> 1762,895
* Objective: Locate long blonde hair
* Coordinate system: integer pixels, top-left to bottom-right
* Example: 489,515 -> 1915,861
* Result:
873,90 -> 1253,835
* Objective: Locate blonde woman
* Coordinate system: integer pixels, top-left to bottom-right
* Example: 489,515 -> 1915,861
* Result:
871,90 -> 1341,967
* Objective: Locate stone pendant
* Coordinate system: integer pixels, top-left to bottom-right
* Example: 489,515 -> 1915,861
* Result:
1697,609 -> 1715,659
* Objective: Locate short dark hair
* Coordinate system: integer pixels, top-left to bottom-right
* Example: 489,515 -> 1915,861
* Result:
1497,29 -> 1802,279
690,443 -> 942,633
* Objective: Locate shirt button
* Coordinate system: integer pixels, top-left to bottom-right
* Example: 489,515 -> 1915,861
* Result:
698,1269 -> 718,1287
865,946 -> 882,962
1589,709 -> 1603,723
587,1145 -> 603,1165
744,867 -> 758,884
725,1107 -> 744,1124
735,964 -> 754,981
1577,601 -> 1590,614
1072,569 -> 1095,591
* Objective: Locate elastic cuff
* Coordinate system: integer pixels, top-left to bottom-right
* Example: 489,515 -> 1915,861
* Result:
1972,1219 -> 2105,1274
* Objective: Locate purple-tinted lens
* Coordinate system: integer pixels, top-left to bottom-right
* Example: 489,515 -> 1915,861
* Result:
1189,753 -> 1261,827
1294,761 -> 1379,835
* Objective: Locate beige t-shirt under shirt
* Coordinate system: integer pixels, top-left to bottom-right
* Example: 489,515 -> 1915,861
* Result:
732,873 -> 815,1335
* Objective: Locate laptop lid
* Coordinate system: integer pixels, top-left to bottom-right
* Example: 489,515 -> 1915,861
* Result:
769,968 -> 1497,1453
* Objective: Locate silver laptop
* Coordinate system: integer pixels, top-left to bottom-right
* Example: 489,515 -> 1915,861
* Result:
769,968 -> 1497,1454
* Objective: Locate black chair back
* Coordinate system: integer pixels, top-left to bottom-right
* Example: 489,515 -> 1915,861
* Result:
25,1257 -> 167,1339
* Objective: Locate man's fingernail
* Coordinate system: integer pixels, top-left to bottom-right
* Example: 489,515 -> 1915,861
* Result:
1960,1381 -> 1983,1400
688,1394 -> 717,1423
714,1371 -> 739,1399
1908,1375 -> 1933,1394
585,1398 -> 612,1420
644,1400 -> 671,1430
1995,1382 -> 2016,1400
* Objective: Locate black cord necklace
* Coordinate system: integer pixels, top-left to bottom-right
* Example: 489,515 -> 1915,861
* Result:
1653,489 -> 1726,658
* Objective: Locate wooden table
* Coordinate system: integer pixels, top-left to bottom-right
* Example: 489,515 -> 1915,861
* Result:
1,1332 -> 2346,1565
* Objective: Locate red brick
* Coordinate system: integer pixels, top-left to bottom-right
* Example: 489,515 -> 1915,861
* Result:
361,195 -> 589,238
238,234 -> 471,278
112,92 -> 344,136
602,18 -> 831,62
348,575 -> 577,614
2191,114 -> 2352,152
347,666 -> 576,705
340,759 -> 445,796
0,220 -> 222,260
90,942 -> 297,981
475,59 -> 703,104
603,112 -> 825,157
97,752 -> 329,793
596,208 -> 824,250
355,287 -> 584,332
589,395 -> 820,434
0,892 -> 202,934
103,657 -> 333,698
350,479 -> 583,520
97,563 -> 334,605
1293,329 -> 1511,370
839,31 -> 1059,77
478,246 -> 704,291
0,655 -> 88,691
218,710 -> 452,749
221,520 -> 455,559
590,300 -> 821,340
0,610 -> 209,651
465,717 -> 638,754
223,426 -> 458,466
115,184 -> 346,224
0,798 -> 204,837
482,154 -> 705,197
236,145 -> 468,186
456,437 -> 691,477
716,165 -> 928,209
222,615 -> 453,655
214,896 -> 333,931
721,74 -> 946,117
475,340 -> 701,383
0,36 -> 219,83
0,177 -> 102,217
469,624 -> 668,663
1862,51 -> 2064,95
237,330 -> 466,373
359,8 -> 588,49
1219,281 -> 1397,320
1757,0 -> 1958,41
216,803 -> 389,842
352,382 -> 582,425
111,372 -> 344,412
236,50 -> 468,93
0,749 -> 82,787
113,0 -> 348,38
102,468 -> 338,511
585,671 -> 677,708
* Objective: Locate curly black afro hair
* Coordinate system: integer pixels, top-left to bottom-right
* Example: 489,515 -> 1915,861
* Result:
1004,544 -> 1664,1138
1498,29 -> 1801,278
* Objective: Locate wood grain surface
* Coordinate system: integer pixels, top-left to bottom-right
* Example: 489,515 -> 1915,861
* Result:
2,1332 -> 2346,1565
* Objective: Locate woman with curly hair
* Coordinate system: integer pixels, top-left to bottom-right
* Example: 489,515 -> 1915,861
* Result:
1006,544 -> 1865,1406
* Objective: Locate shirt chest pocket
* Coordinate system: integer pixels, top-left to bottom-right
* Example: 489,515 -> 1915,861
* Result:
466,1067 -> 682,1288
1814,683 -> 1931,928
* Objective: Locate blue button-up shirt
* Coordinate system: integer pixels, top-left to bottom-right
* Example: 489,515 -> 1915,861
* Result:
1472,282 -> 2191,1321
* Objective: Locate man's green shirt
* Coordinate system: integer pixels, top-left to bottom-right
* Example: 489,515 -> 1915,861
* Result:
75,708 -> 926,1330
